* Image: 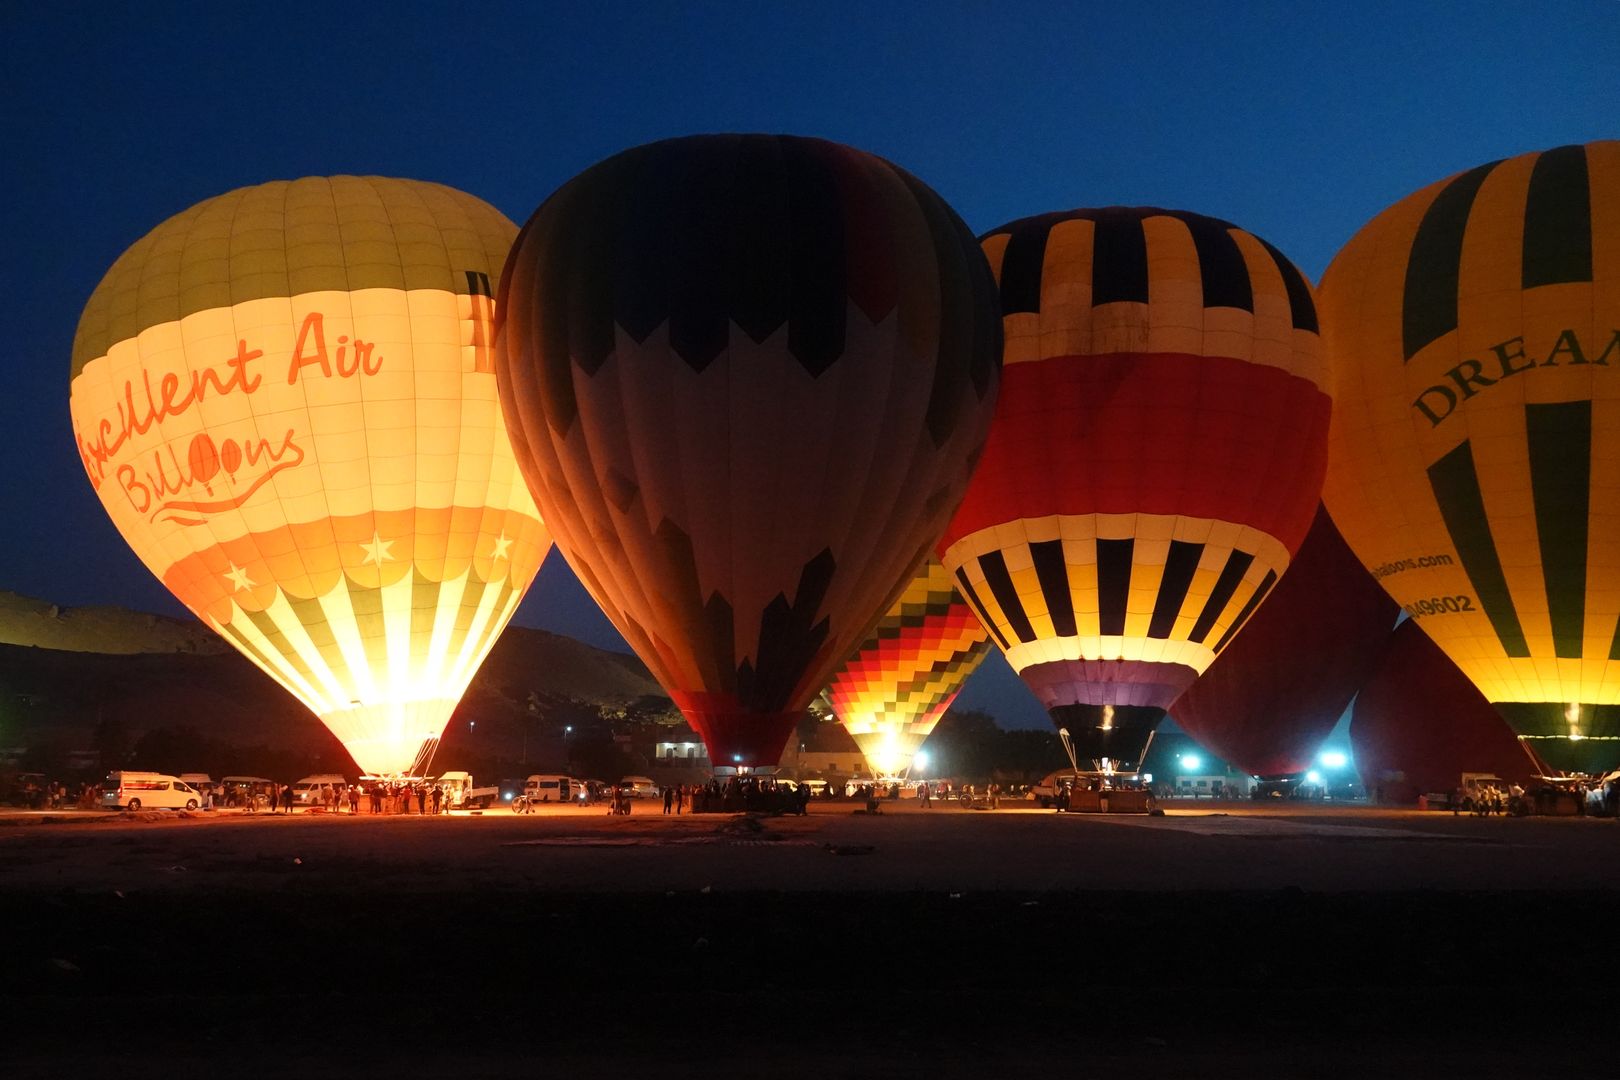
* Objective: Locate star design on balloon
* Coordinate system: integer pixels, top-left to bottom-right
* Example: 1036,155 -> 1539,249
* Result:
360,532 -> 395,566
490,531 -> 513,561
223,562 -> 256,592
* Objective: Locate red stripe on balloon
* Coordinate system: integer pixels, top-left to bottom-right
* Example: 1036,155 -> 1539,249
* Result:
938,352 -> 1329,555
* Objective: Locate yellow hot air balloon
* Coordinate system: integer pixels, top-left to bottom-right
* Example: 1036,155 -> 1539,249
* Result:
1321,141 -> 1620,774
70,176 -> 551,775
824,559 -> 991,776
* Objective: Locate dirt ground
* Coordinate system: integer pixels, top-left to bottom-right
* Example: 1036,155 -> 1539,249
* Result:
3,801 -> 1618,1074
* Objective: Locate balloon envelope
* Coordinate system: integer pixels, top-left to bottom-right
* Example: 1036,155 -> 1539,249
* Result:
824,558 -> 991,775
1352,620 -> 1544,803
940,206 -> 1331,767
496,135 -> 1001,767
1321,141 -> 1620,774
70,177 -> 551,775
1171,505 -> 1398,776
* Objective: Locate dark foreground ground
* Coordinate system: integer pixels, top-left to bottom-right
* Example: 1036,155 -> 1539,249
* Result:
3,801 -> 1617,1075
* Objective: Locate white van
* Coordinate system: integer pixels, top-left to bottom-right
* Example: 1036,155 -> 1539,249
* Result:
292,773 -> 348,807
101,771 -> 205,811
618,776 -> 660,799
522,774 -> 580,803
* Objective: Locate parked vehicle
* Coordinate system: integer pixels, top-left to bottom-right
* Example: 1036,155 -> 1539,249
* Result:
292,773 -> 349,807
220,776 -> 277,810
436,771 -> 498,809
513,774 -> 580,811
100,771 -> 204,811
178,773 -> 216,800
617,776 -> 660,799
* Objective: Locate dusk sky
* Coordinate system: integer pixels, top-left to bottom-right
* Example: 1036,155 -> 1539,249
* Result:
4,1 -> 1615,729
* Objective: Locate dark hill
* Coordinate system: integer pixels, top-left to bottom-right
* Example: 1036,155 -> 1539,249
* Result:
0,589 -> 227,655
0,593 -> 667,778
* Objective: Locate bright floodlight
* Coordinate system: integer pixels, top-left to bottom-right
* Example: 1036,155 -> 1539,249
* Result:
1306,770 -> 1324,784
1319,750 -> 1349,769
1180,754 -> 1202,772
913,751 -> 930,772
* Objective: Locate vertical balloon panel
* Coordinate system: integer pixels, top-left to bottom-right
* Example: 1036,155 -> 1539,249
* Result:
1170,505 -> 1398,777
70,177 -> 550,775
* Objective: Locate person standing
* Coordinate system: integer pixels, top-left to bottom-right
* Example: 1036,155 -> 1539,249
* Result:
662,786 -> 674,815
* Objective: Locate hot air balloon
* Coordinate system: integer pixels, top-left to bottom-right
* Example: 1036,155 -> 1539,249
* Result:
495,135 -> 1001,768
823,558 -> 992,776
1320,140 -> 1620,775
1170,505 -> 1398,776
70,177 -> 551,776
940,207 -> 1331,770
1351,620 -> 1544,804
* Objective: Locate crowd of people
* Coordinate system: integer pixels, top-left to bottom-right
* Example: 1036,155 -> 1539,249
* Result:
224,780 -> 459,815
681,776 -> 812,815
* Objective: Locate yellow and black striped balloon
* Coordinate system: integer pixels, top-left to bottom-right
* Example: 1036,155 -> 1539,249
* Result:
1321,140 -> 1620,774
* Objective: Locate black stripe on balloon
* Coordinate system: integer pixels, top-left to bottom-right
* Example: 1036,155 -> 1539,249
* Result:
1096,538 -> 1135,637
1522,144 -> 1594,289
954,567 -> 1010,652
1148,540 -> 1205,639
1211,568 -> 1278,654
1177,213 -> 1253,312
745,547 -> 836,712
977,550 -> 1036,644
727,135 -> 792,343
1188,549 -> 1256,644
1255,237 -> 1320,333
1610,612 -> 1620,661
1030,539 -> 1077,637
668,137 -> 739,370
1402,160 -> 1500,362
463,270 -> 492,298
1090,211 -> 1150,305
781,137 -> 847,376
614,141 -> 678,347
1427,440 -> 1530,657
997,220 -> 1052,315
1526,400 -> 1592,658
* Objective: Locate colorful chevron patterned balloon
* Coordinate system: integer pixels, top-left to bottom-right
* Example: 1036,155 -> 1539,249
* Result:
824,558 -> 991,775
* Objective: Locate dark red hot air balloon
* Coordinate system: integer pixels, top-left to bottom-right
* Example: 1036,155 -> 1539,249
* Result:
496,135 -> 1002,768
1351,619 -> 1545,804
1171,505 -> 1398,776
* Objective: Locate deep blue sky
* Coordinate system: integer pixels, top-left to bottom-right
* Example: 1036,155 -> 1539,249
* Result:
2,1 -> 1615,730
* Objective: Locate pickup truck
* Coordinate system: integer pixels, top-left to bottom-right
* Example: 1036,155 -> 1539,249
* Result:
436,771 -> 498,810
